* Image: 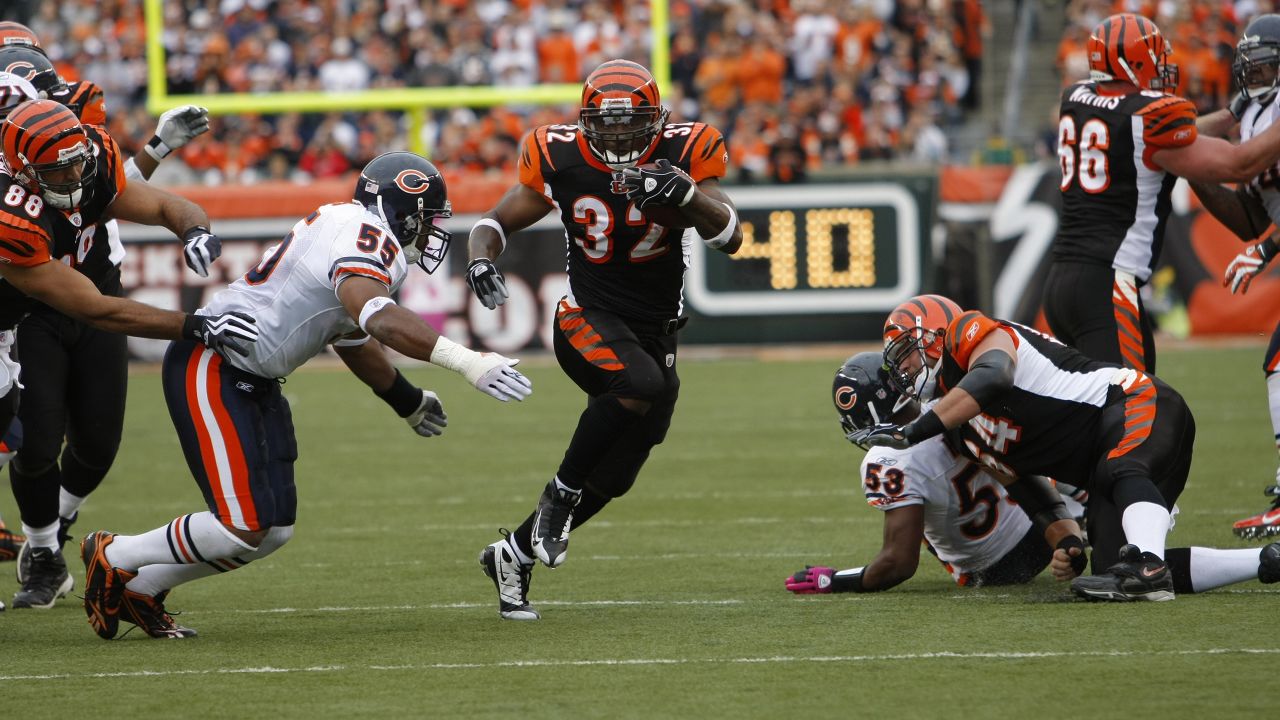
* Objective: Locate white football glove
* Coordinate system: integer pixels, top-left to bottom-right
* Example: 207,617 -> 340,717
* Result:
405,390 -> 447,437
155,105 -> 210,154
1223,239 -> 1277,294
469,355 -> 533,402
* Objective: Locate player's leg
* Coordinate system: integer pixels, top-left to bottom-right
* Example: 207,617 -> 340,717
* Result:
81,341 -> 278,639
1164,542 -> 1280,593
1043,263 -> 1155,373
57,307 -> 130,545
9,312 -> 74,608
1232,321 -> 1280,538
967,526 -> 1055,587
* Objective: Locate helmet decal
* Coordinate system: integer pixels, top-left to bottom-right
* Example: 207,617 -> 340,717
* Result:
394,168 -> 432,194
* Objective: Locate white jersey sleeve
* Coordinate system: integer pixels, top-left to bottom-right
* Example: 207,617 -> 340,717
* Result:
1241,99 -> 1280,223
200,203 -> 409,379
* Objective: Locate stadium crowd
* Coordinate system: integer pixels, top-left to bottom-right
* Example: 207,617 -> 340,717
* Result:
8,0 -> 986,186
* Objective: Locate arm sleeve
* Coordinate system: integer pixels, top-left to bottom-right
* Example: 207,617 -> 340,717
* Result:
90,127 -> 128,200
1138,96 -> 1198,150
517,128 -> 554,203
0,201 -> 54,267
327,218 -> 394,293
943,310 -> 1019,368
677,124 -> 729,182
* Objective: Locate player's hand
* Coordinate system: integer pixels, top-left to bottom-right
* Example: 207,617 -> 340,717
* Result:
469,355 -> 532,402
156,105 -> 210,152
785,565 -> 836,594
857,423 -> 912,450
465,258 -> 508,309
1051,536 -> 1088,581
182,225 -> 222,277
1223,239 -> 1277,294
621,158 -> 695,209
187,312 -> 258,357
1228,91 -> 1250,121
405,390 -> 447,437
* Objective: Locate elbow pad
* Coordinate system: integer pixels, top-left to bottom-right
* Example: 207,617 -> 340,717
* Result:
955,349 -> 1014,407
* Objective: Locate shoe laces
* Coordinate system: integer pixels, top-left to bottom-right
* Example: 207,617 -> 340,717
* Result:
22,548 -> 65,588
121,591 -> 184,636
542,486 -> 580,539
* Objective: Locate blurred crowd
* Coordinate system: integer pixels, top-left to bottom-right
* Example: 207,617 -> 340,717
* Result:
6,0 -> 986,186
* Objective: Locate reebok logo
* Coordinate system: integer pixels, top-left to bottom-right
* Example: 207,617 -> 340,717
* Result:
235,381 -> 255,393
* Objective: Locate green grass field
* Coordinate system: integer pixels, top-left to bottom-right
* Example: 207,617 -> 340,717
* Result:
1,343 -> 1275,718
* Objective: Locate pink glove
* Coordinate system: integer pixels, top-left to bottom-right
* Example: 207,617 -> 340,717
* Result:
784,565 -> 836,594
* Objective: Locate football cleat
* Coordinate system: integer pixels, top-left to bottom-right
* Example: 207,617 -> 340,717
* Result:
81,531 -> 136,639
1259,542 -> 1280,584
480,532 -> 539,621
10,546 -> 73,609
0,522 -> 24,562
16,513 -> 77,583
119,589 -> 197,639
1232,487 -> 1280,540
531,479 -> 581,568
1071,544 -> 1175,602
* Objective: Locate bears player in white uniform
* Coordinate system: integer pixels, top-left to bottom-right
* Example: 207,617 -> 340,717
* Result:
1187,13 -> 1280,540
77,152 -> 532,639
788,351 -> 1280,597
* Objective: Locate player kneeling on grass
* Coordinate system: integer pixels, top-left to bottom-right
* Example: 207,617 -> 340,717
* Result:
78,152 -> 532,639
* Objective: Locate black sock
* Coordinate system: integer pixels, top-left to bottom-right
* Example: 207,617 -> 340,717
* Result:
555,396 -> 642,489
1164,547 -> 1195,594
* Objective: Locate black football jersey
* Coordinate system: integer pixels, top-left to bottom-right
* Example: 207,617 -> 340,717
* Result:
51,80 -> 107,126
1051,81 -> 1197,284
936,310 -> 1126,486
0,124 -> 128,327
518,121 -> 728,324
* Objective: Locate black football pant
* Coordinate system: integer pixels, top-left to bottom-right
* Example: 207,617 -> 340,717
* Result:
511,300 -> 680,558
1044,261 -> 1156,374
9,287 -> 128,531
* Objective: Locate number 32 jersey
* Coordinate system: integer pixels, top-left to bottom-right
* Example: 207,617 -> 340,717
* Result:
518,121 -> 728,323
1052,81 -> 1197,283
860,431 -> 1030,581
199,202 -> 408,379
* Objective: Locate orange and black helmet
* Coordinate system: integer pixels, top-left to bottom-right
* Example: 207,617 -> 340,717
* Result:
578,59 -> 668,168
0,21 -> 41,51
1087,14 -> 1179,91
0,99 -> 96,210
882,294 -> 963,399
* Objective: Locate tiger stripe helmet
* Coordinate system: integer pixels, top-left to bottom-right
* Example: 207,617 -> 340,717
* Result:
578,59 -> 669,169
0,99 -> 97,210
0,21 -> 41,50
882,294 -> 963,400
0,71 -> 38,121
1087,14 -> 1179,91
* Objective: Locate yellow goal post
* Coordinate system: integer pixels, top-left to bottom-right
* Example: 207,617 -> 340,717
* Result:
144,0 -> 671,157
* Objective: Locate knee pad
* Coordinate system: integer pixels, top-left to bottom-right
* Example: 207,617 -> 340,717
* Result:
11,453 -> 56,478
64,443 -> 119,473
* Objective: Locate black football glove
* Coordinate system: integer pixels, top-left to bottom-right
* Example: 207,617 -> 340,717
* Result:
182,225 -> 222,277
621,159 -> 695,209
465,258 -> 509,309
855,423 -> 913,450
183,312 -> 259,357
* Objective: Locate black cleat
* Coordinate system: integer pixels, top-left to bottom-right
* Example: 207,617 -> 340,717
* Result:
1071,544 -> 1175,602
120,590 -> 197,639
480,532 -> 539,621
1259,543 -> 1280,584
530,480 -> 581,568
17,513 -> 76,584
11,547 -> 73,609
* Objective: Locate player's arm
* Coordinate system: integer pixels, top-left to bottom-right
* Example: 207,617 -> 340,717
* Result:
125,105 -> 211,182
784,505 -> 924,594
1187,179 -> 1272,241
106,177 -> 223,277
332,333 -> 447,438
0,260 -> 254,352
465,182 -> 553,310
682,176 -> 742,255
1000,474 -> 1086,580
1156,126 -> 1280,184
335,276 -> 530,402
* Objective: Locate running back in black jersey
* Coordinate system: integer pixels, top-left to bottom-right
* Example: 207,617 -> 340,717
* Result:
936,310 -> 1125,485
518,120 -> 728,324
1052,81 -> 1197,284
0,123 -> 128,327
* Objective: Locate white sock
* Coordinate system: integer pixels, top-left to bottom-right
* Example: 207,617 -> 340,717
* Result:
553,475 -> 580,496
1268,372 -> 1280,483
125,525 -> 294,596
58,488 -> 86,520
106,512 -> 254,571
1121,501 -> 1171,559
1188,547 -> 1264,592
22,520 -> 59,551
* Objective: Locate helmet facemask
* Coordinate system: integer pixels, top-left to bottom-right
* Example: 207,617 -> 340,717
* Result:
883,323 -> 943,401
1235,39 -> 1280,105
579,99 -> 667,169
18,138 -> 95,210
376,195 -> 452,274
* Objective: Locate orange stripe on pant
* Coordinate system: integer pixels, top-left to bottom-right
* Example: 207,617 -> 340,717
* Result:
185,347 -> 230,523
186,346 -> 260,530
204,352 -> 258,529
1108,374 -> 1158,459
557,300 -> 624,371
1112,276 -> 1145,371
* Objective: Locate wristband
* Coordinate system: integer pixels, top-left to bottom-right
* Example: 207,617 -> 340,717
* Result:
904,409 -> 945,444
144,135 -> 172,161
470,217 -> 507,252
832,567 -> 869,593
374,369 -> 422,418
700,202 -> 737,250
181,314 -> 202,341
183,225 -> 211,240
429,335 -> 481,374
358,296 -> 397,333
123,157 -> 144,181
1260,236 -> 1279,263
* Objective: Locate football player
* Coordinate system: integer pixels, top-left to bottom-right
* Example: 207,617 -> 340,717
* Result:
464,59 -> 742,620
0,99 -> 258,609
1043,13 -> 1280,375
786,352 -> 1280,597
1184,14 -> 1280,540
864,294 -> 1196,602
78,152 -> 531,639
0,36 -> 212,592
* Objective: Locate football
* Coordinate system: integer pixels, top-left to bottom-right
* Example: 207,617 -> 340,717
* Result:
641,203 -> 693,229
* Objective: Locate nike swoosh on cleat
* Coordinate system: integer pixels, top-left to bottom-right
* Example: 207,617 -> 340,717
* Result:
1141,566 -> 1163,578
